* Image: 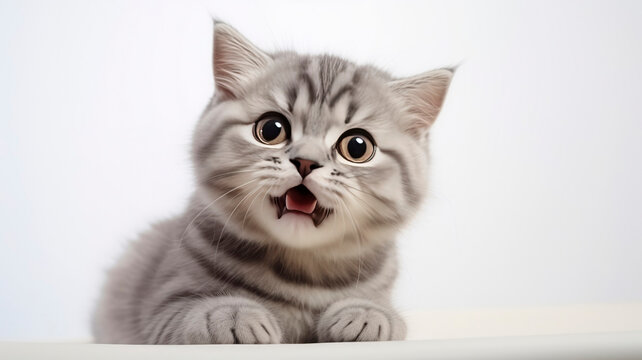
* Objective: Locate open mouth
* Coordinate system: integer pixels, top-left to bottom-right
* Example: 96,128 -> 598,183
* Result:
272,185 -> 332,227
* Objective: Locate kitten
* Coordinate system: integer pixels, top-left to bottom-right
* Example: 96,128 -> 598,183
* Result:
92,22 -> 453,344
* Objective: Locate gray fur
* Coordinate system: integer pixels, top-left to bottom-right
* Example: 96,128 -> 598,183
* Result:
92,22 -> 453,344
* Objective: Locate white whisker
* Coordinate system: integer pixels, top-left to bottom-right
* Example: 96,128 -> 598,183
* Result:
176,178 -> 259,250
337,197 -> 363,288
240,182 -> 273,236
213,184 -> 264,258
206,168 -> 260,181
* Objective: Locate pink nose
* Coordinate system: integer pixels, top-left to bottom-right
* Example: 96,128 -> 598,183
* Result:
290,158 -> 322,178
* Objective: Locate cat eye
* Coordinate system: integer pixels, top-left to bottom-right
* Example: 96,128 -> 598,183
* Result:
253,112 -> 291,145
336,129 -> 376,163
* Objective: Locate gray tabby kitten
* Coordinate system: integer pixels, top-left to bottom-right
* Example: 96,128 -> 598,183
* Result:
93,22 -> 453,344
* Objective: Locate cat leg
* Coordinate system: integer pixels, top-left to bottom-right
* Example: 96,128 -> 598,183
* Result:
316,298 -> 406,342
149,296 -> 282,344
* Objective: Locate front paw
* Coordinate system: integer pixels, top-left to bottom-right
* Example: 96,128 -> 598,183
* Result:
182,296 -> 282,344
317,298 -> 406,342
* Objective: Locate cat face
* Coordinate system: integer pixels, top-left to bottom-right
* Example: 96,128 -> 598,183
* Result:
191,23 -> 452,250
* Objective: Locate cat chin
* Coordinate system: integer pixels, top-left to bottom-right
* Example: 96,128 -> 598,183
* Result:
253,210 -> 345,249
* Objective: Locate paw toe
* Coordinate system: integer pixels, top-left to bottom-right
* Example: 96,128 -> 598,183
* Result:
184,300 -> 282,344
319,302 -> 399,342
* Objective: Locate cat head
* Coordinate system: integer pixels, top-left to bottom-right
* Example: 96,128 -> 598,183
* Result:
192,22 -> 453,251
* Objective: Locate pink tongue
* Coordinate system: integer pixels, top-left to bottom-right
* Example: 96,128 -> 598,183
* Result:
285,186 -> 317,214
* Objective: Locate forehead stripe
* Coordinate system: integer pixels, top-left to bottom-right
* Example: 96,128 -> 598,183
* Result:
344,101 -> 358,124
328,84 -> 352,108
286,85 -> 298,113
300,72 -> 318,103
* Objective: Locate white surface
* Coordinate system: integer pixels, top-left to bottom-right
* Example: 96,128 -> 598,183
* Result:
3,333 -> 642,360
403,303 -> 642,340
2,0 -> 642,340
4,304 -> 642,359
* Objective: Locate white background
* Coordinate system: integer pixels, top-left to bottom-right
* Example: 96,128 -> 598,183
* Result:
1,0 -> 641,341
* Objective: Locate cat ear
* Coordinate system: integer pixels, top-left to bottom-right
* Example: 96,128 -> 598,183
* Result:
389,68 -> 454,138
213,21 -> 271,99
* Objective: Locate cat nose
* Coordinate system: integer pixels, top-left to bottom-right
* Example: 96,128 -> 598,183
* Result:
290,158 -> 322,178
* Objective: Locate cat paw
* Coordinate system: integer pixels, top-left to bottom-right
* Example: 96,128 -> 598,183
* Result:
317,298 -> 406,342
182,296 -> 282,344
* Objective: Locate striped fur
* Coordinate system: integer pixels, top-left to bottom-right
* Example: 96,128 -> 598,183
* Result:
93,22 -> 452,344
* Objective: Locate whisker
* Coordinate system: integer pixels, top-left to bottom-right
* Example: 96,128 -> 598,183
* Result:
240,182 -> 273,236
332,196 -> 348,245
342,187 -> 379,212
342,186 -> 401,225
206,165 -> 283,182
176,178 -> 259,250
206,168 -> 262,181
201,184 -> 274,294
338,181 -> 389,204
337,197 -> 363,288
258,181 -> 276,215
212,184 -> 264,258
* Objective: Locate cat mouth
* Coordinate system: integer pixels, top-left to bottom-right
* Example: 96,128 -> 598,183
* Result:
272,185 -> 331,227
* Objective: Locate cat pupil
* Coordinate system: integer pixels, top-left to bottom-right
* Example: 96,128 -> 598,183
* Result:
348,137 -> 366,158
262,120 -> 282,141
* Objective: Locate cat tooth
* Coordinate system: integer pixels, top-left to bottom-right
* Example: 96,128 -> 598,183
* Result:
311,207 -> 332,227
272,195 -> 286,219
